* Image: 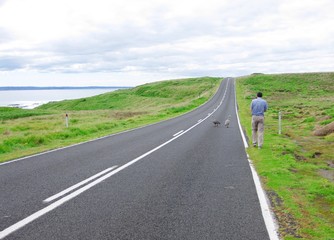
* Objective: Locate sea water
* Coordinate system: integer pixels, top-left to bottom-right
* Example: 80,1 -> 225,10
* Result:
0,88 -> 120,109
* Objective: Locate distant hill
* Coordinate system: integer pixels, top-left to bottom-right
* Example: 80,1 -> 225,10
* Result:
0,86 -> 130,91
37,77 -> 221,111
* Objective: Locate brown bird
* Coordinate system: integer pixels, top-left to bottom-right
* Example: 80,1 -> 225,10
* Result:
213,119 -> 221,127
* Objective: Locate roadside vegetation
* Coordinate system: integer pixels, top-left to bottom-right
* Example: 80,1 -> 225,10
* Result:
0,77 -> 221,163
236,72 -> 334,239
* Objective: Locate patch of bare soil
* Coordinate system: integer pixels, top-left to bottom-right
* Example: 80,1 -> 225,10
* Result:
267,190 -> 302,239
327,161 -> 334,168
313,121 -> 334,136
311,151 -> 322,158
3,130 -> 10,135
294,153 -> 307,162
317,115 -> 331,122
318,169 -> 334,182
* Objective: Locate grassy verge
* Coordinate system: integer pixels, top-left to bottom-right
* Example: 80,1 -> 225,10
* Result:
0,77 -> 222,163
236,73 -> 334,239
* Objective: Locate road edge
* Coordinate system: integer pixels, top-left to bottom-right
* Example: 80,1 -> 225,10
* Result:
233,79 -> 280,240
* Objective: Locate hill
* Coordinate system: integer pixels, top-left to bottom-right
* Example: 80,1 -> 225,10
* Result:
38,77 -> 219,111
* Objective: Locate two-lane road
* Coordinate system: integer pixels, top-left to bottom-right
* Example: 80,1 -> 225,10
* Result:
1,78 -> 274,239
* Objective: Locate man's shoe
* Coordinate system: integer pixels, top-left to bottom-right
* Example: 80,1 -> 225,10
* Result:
253,143 -> 257,147
258,146 -> 262,149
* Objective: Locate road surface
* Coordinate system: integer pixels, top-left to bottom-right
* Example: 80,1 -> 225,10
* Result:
0,78 -> 273,239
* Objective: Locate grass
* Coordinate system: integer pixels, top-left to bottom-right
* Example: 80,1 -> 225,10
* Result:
0,107 -> 51,120
0,77 -> 221,162
236,72 -> 334,239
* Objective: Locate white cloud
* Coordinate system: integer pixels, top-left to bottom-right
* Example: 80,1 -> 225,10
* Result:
0,0 -> 333,86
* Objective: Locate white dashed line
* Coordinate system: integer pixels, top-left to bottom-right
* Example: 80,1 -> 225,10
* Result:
173,130 -> 184,137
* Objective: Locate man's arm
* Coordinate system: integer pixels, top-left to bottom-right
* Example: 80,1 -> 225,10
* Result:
264,101 -> 268,112
250,100 -> 255,115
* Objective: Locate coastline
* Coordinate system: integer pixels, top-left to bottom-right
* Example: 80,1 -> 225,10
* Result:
6,101 -> 49,109
0,87 -> 129,109
0,86 -> 130,91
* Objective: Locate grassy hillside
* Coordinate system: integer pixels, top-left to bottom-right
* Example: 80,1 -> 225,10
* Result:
0,77 -> 221,163
38,78 -> 217,111
236,72 -> 334,239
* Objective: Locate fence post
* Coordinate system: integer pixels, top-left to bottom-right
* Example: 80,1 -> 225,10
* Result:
278,111 -> 282,134
65,113 -> 69,128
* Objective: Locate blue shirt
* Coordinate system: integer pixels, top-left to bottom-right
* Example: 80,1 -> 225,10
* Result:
251,97 -> 268,116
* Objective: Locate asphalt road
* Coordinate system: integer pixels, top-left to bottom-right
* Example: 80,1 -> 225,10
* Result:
0,78 -> 271,239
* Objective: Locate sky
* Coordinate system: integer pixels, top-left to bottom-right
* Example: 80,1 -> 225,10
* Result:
0,0 -> 333,87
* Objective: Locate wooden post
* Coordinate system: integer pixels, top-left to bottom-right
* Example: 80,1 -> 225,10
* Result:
65,113 -> 69,128
278,111 -> 282,134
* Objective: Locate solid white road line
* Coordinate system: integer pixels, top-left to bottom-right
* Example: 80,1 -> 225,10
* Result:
0,80 -> 231,239
234,80 -> 249,148
173,130 -> 184,137
43,166 -> 118,203
247,157 -> 280,240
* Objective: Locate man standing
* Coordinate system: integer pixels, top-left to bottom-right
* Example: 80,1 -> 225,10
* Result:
251,92 -> 268,149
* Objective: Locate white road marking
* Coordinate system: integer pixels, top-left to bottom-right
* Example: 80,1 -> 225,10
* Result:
197,119 -> 203,123
1,166 -> 121,239
247,157 -> 279,240
234,80 -> 248,148
0,80 -> 231,239
173,130 -> 184,137
233,79 -> 279,240
43,166 -> 118,203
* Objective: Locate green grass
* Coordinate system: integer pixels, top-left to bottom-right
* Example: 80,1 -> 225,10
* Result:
236,72 -> 334,239
0,77 -> 221,162
0,107 -> 51,120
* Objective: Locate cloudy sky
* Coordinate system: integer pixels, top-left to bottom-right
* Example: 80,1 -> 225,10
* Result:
0,0 -> 333,86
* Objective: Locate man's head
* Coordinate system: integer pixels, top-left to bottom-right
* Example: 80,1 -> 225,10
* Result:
257,92 -> 263,98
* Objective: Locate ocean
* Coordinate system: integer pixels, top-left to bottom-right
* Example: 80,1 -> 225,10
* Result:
0,88 -> 124,109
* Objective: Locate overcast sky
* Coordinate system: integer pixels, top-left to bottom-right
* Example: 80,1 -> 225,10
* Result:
0,0 -> 333,86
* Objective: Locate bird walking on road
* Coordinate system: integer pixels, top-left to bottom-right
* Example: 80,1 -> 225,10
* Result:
224,115 -> 231,128
213,119 -> 221,127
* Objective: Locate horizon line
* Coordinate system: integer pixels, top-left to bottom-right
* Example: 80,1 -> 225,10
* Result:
0,86 -> 132,90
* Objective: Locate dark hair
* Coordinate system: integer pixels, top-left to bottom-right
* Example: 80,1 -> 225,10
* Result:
257,92 -> 263,97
